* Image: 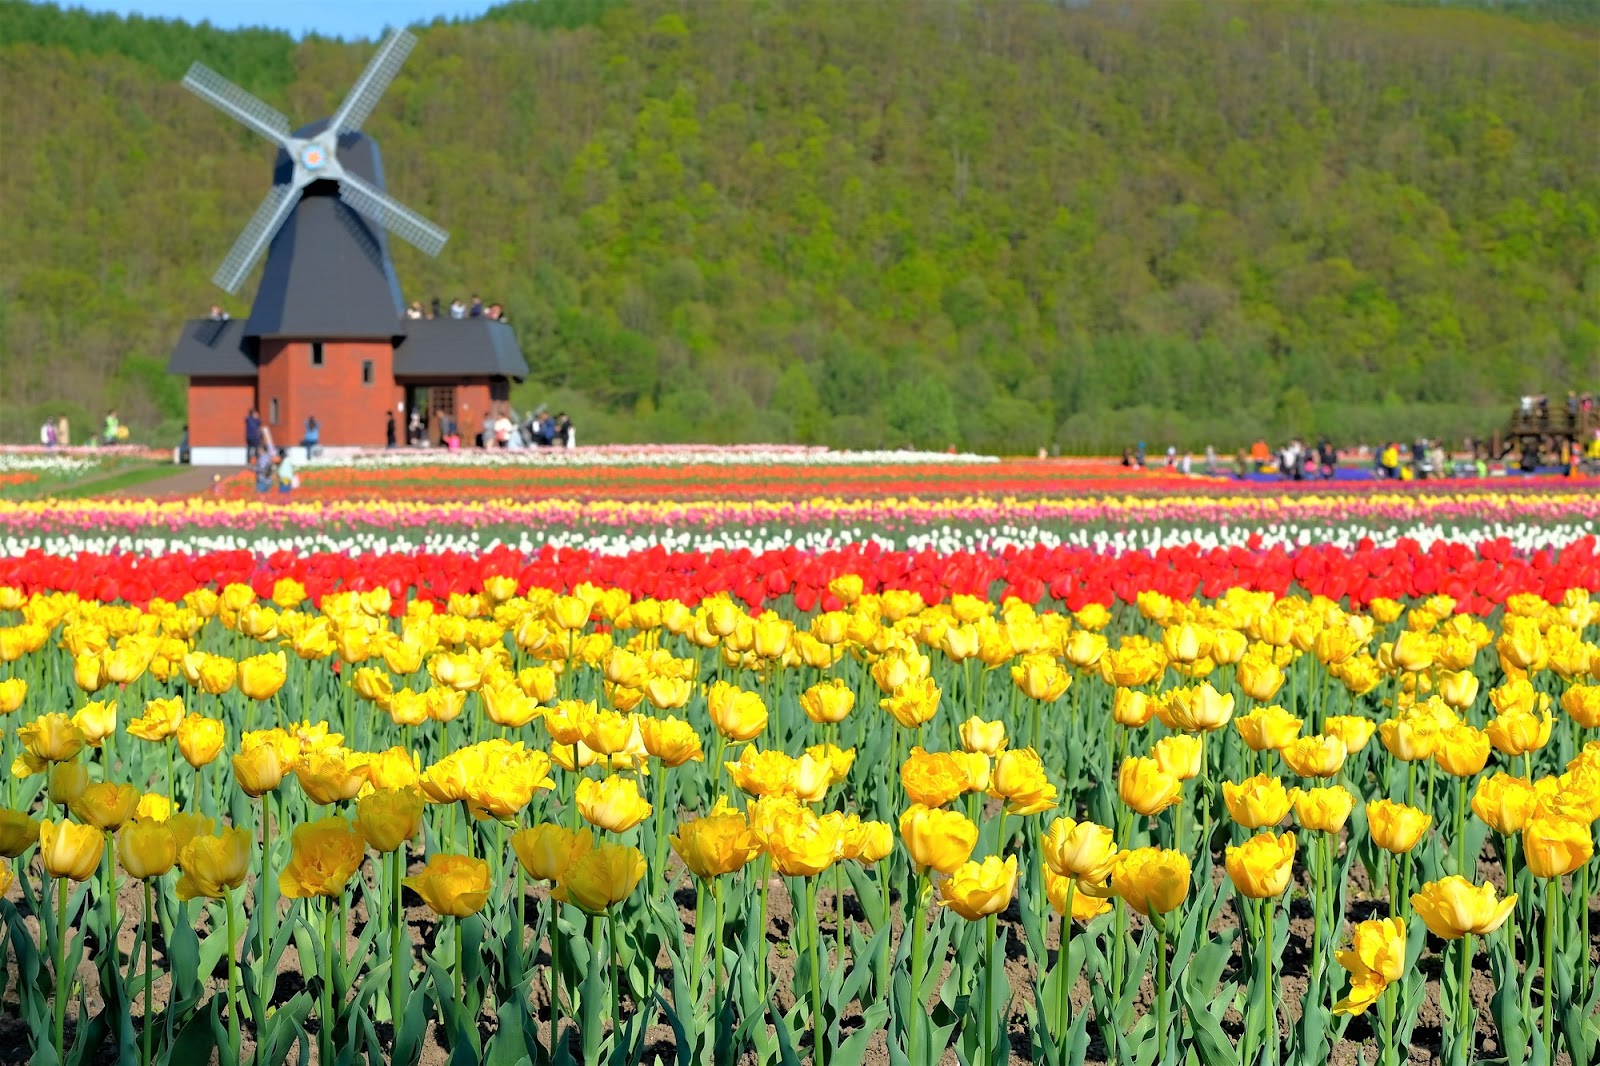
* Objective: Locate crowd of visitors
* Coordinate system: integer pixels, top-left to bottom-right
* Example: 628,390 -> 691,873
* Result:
404,295 -> 509,323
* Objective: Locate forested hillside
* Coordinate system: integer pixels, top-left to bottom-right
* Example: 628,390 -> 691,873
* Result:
0,0 -> 1595,451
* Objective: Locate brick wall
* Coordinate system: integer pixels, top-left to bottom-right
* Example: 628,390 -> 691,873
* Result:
257,339 -> 403,447
187,378 -> 257,448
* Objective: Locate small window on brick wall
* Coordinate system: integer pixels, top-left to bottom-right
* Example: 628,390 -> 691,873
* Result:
361,360 -> 375,385
269,398 -> 280,425
311,342 -> 324,367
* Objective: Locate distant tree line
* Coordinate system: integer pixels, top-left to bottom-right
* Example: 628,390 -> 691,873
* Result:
0,0 -> 1594,453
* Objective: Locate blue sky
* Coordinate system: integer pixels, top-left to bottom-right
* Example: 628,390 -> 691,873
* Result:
49,1 -> 499,40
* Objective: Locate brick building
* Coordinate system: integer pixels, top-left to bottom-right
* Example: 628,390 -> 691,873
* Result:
168,125 -> 528,465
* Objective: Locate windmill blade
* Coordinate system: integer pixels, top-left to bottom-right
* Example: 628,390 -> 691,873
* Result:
330,29 -> 417,135
338,173 -> 448,257
213,183 -> 300,293
182,62 -> 292,147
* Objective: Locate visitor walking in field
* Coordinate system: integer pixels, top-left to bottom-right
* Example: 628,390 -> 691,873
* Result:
245,408 -> 262,464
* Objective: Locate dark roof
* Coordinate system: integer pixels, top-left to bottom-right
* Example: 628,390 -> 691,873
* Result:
243,124 -> 406,339
168,318 -> 257,377
394,318 -> 530,379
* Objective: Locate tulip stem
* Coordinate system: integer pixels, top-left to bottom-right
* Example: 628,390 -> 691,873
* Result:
1455,776 -> 1468,877
390,846 -> 404,1035
226,888 -> 242,1064
1380,978 -> 1396,1066
1152,914 -> 1170,1057
455,916 -> 465,1035
607,908 -> 623,1054
321,899 -> 336,1066
1543,877 -> 1555,1065
712,877 -> 723,1014
1457,932 -> 1472,1063
142,879 -> 154,1066
806,877 -> 827,1066
908,871 -> 930,1065
1262,896 -> 1276,1066
550,896 -> 563,1057
833,862 -> 845,970
258,791 -> 274,1055
1057,882 -> 1074,1039
53,875 -> 67,1063
985,912 -> 999,1066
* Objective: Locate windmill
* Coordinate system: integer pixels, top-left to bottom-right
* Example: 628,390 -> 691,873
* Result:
168,28 -> 528,464
183,28 -> 446,294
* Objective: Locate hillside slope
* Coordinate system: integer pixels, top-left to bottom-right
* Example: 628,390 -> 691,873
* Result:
0,0 -> 1595,451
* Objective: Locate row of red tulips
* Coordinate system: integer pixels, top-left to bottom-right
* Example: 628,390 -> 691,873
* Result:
1,536 -> 1599,615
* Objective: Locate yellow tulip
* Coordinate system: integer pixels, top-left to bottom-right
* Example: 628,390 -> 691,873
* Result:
1279,734 -> 1347,778
1164,682 -> 1235,732
1011,654 -> 1071,702
363,747 -> 421,792
1235,657 -> 1286,703
1411,876 -> 1516,939
990,747 -> 1058,815
670,809 -> 760,879
879,677 -> 941,729
190,654 -> 237,696
295,747 -> 370,805
1288,785 -> 1355,833
47,762 -> 88,805
1062,629 -> 1107,669
1118,756 -> 1182,816
639,716 -> 703,767
19,712 -> 86,764
278,816 -> 365,898
1433,724 -> 1490,777
1225,831 -> 1296,898
1561,684 -> 1600,730
40,819 -> 104,881
512,824 -> 593,881
0,677 -> 26,714
706,681 -> 768,741
576,776 -> 652,833
1333,917 -> 1407,1015
1153,734 -> 1204,781
765,806 -> 846,877
0,808 -> 39,857
175,827 -> 253,900
1223,775 -> 1292,829
1436,670 -> 1480,711
404,854 -> 492,917
555,842 -> 646,912
958,716 -> 1007,756
177,716 -> 225,768
1521,810 -> 1593,878
901,749 -> 972,808
1112,846 -> 1191,916
72,700 -> 119,746
1111,688 -> 1157,728
1470,773 -> 1538,834
1485,708 -> 1554,757
899,804 -> 979,874
135,792 -> 171,823
799,679 -> 855,725
356,788 -> 423,853
938,854 -> 1018,920
1040,816 -> 1118,881
1234,705 -> 1301,752
1323,715 -> 1376,754
1367,799 -> 1431,854
845,819 -> 894,864
70,781 -> 141,830
73,653 -> 105,694
1045,868 -> 1113,922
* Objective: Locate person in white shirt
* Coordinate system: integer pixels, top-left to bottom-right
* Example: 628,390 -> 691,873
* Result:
449,299 -> 466,319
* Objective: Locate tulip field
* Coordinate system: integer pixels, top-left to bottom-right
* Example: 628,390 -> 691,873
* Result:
0,452 -> 1595,1066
